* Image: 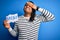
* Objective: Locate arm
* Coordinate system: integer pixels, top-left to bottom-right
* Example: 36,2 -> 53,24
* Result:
27,2 -> 55,22
37,7 -> 55,22
3,20 -> 18,37
8,23 -> 18,37
8,22 -> 18,37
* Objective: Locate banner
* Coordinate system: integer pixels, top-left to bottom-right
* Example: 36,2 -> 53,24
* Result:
6,13 -> 18,23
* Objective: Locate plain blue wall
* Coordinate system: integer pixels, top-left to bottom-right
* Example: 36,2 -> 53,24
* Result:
0,0 -> 60,40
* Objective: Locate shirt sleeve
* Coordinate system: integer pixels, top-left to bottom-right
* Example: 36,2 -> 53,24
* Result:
37,8 -> 55,22
8,21 -> 18,37
8,27 -> 12,31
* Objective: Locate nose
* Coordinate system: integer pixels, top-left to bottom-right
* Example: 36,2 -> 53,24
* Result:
26,5 -> 30,8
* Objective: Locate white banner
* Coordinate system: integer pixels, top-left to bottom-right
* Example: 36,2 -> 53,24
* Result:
6,13 -> 18,23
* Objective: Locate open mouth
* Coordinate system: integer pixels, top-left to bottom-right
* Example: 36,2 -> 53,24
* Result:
26,8 -> 30,10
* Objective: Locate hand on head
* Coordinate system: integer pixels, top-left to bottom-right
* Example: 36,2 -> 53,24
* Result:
26,2 -> 37,10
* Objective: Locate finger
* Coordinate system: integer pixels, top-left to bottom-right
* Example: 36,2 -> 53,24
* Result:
27,2 -> 34,6
4,20 -> 8,25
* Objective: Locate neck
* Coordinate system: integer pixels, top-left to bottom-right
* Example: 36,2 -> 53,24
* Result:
24,13 -> 31,17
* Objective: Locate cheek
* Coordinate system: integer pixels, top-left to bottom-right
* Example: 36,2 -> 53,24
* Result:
30,8 -> 32,12
24,6 -> 26,8
28,6 -> 32,11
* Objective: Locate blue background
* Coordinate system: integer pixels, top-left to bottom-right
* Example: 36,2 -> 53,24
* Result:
0,0 -> 60,40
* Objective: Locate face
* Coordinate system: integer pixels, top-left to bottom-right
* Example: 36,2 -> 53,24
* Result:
24,3 -> 32,14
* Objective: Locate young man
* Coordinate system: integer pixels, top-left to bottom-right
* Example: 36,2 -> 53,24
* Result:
3,1 -> 55,40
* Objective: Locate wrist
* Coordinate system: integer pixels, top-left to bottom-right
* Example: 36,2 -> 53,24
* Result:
36,6 -> 39,11
8,27 -> 12,31
7,26 -> 10,29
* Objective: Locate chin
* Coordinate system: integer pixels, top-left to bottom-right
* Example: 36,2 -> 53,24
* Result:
24,10 -> 32,13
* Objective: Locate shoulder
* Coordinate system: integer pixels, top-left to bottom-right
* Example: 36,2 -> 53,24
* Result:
15,15 -> 24,23
35,14 -> 40,19
18,15 -> 24,18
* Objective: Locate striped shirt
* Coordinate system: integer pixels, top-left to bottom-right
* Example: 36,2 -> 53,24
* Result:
8,8 -> 55,40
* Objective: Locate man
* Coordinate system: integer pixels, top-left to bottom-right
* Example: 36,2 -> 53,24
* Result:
3,1 -> 55,40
